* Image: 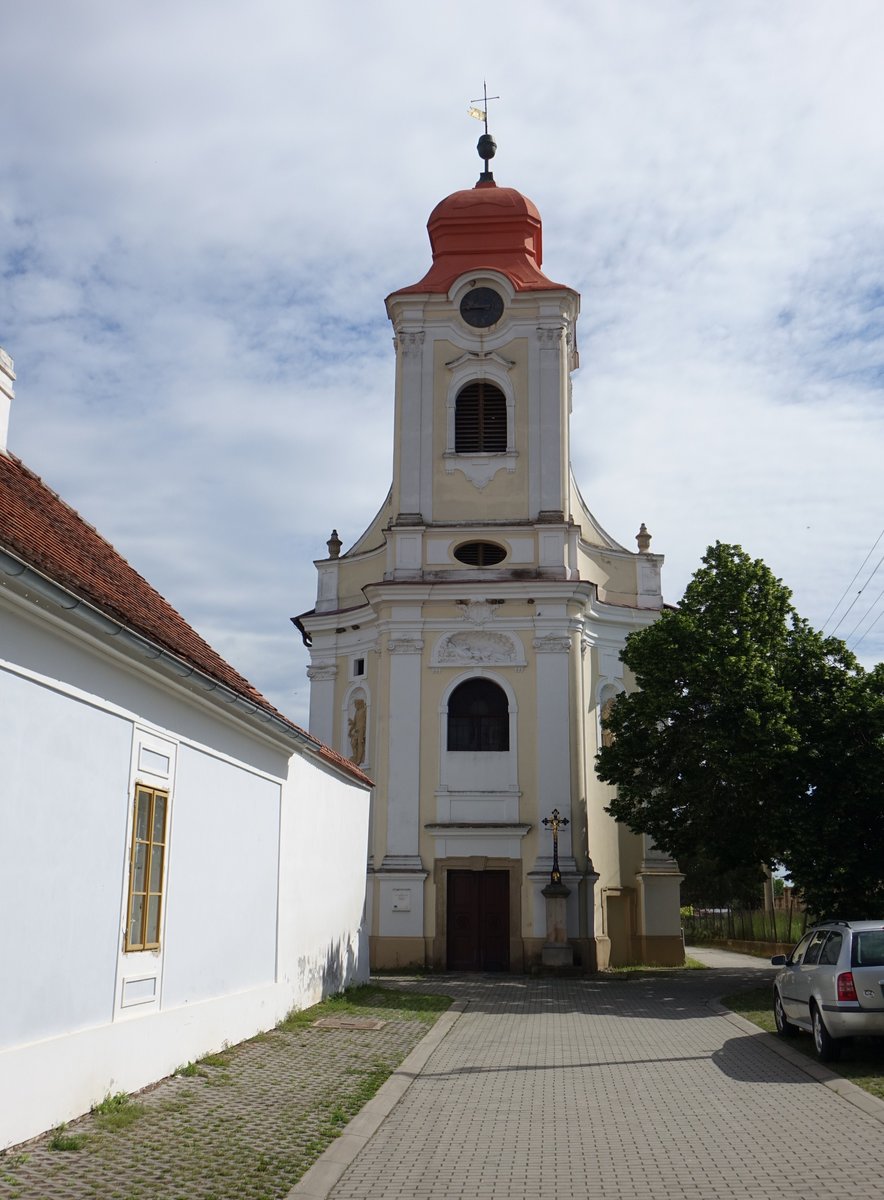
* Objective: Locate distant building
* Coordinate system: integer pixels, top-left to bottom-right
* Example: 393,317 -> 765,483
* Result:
0,348 -> 371,1149
296,152 -> 683,972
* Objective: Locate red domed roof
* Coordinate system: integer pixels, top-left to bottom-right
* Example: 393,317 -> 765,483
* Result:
390,179 -> 567,297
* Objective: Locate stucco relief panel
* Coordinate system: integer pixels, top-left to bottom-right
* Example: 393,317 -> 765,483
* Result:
431,629 -> 526,668
532,635 -> 572,654
306,661 -> 338,681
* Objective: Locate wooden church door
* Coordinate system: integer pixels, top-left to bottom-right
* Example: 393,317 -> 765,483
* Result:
446,870 -> 510,971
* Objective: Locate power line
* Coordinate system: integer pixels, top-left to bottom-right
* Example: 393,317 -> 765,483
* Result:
830,549 -> 884,637
822,527 -> 884,631
845,581 -> 884,643
851,605 -> 884,654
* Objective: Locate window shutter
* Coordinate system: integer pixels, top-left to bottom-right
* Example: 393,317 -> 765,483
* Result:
455,382 -> 507,453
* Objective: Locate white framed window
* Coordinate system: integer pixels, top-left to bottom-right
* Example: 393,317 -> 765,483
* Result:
124,785 -> 168,952
454,381 -> 507,453
447,677 -> 510,751
444,356 -> 516,459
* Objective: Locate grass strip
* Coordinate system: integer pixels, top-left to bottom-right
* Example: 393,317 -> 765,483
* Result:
275,983 -> 450,1032
606,955 -> 710,974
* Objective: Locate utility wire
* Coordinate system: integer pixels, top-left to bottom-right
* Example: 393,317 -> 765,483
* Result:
830,549 -> 884,637
844,581 -> 884,644
822,527 -> 884,631
851,605 -> 884,654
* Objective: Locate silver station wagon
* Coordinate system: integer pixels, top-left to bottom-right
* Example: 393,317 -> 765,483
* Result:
771,920 -> 884,1060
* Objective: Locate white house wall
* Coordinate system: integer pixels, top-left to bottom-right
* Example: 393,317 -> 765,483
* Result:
0,665 -> 131,1049
0,598 -> 369,1150
161,746 -> 281,1008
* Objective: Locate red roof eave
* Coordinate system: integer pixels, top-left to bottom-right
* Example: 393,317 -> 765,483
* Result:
0,453 -> 373,788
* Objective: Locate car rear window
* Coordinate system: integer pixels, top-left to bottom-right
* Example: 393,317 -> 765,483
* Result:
852,931 -> 884,967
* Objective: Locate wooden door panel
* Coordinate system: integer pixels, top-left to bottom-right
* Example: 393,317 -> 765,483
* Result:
447,871 -> 479,970
446,870 -> 510,971
480,870 -> 509,971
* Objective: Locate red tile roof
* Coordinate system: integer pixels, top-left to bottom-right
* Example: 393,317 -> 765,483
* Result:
0,451 -> 371,788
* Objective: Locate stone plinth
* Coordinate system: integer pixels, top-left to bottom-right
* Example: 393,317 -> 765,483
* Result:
541,880 -> 573,968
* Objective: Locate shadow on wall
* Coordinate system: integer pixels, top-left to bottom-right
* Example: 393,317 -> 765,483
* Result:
296,926 -> 370,1004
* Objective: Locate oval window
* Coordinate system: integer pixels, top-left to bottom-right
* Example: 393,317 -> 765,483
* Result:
453,541 -> 506,566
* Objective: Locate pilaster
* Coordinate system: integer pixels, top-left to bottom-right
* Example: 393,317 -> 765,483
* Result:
380,633 -> 424,870
394,330 -> 428,522
535,324 -> 568,518
305,656 -> 337,747
532,630 -> 574,863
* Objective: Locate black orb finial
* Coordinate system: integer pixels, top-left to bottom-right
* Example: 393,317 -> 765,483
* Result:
474,135 -> 496,163
477,132 -> 497,183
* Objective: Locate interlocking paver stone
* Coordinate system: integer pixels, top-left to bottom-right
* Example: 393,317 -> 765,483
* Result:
0,995 -> 441,1200
325,955 -> 884,1200
5,953 -> 884,1200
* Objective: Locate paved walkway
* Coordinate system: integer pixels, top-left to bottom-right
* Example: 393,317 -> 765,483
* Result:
294,951 -> 884,1200
685,943 -> 778,969
0,990 -> 442,1200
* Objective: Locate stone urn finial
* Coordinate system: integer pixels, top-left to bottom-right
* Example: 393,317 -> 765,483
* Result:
636,523 -> 652,553
327,529 -> 342,559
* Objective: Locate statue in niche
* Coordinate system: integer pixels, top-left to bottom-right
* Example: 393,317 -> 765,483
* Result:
600,697 -> 617,748
348,697 -> 367,764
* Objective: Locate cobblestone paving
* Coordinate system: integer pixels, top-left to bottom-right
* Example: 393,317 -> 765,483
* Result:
0,992 -> 445,1200
330,968 -> 884,1200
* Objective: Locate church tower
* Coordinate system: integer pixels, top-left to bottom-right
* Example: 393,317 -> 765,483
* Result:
296,136 -> 683,970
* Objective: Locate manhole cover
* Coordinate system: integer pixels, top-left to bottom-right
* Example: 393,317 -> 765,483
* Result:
312,1016 -> 387,1030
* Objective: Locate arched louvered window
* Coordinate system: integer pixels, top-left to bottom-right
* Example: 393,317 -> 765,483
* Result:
447,678 -> 510,752
455,381 -> 507,453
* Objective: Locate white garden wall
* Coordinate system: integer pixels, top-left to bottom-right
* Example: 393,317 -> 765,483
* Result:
0,597 -> 370,1150
279,751 -> 371,1007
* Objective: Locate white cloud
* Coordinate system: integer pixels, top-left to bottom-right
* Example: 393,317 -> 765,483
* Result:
3,0 -> 883,721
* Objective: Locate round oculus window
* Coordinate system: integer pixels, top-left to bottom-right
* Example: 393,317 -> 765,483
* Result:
453,541 -> 507,566
459,287 -> 504,328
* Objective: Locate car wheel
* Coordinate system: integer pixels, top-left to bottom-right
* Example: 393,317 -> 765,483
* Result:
811,1004 -> 841,1062
774,990 -> 798,1038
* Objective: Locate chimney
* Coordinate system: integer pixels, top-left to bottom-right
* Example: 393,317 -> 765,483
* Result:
0,349 -> 14,455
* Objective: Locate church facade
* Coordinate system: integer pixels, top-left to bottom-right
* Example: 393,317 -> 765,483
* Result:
297,152 -> 683,971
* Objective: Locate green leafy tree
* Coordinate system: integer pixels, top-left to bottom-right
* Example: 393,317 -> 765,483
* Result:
596,542 -> 884,916
778,659 -> 884,916
679,851 -> 764,910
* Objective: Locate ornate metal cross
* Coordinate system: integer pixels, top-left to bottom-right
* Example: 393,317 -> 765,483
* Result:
541,808 -> 569,885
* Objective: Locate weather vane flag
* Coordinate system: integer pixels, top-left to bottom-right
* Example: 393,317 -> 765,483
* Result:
468,81 -> 499,135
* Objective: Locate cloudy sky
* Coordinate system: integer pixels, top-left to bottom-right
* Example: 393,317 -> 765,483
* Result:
3,1 -> 882,721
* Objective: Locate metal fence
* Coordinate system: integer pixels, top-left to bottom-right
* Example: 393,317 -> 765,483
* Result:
683,905 -> 809,946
